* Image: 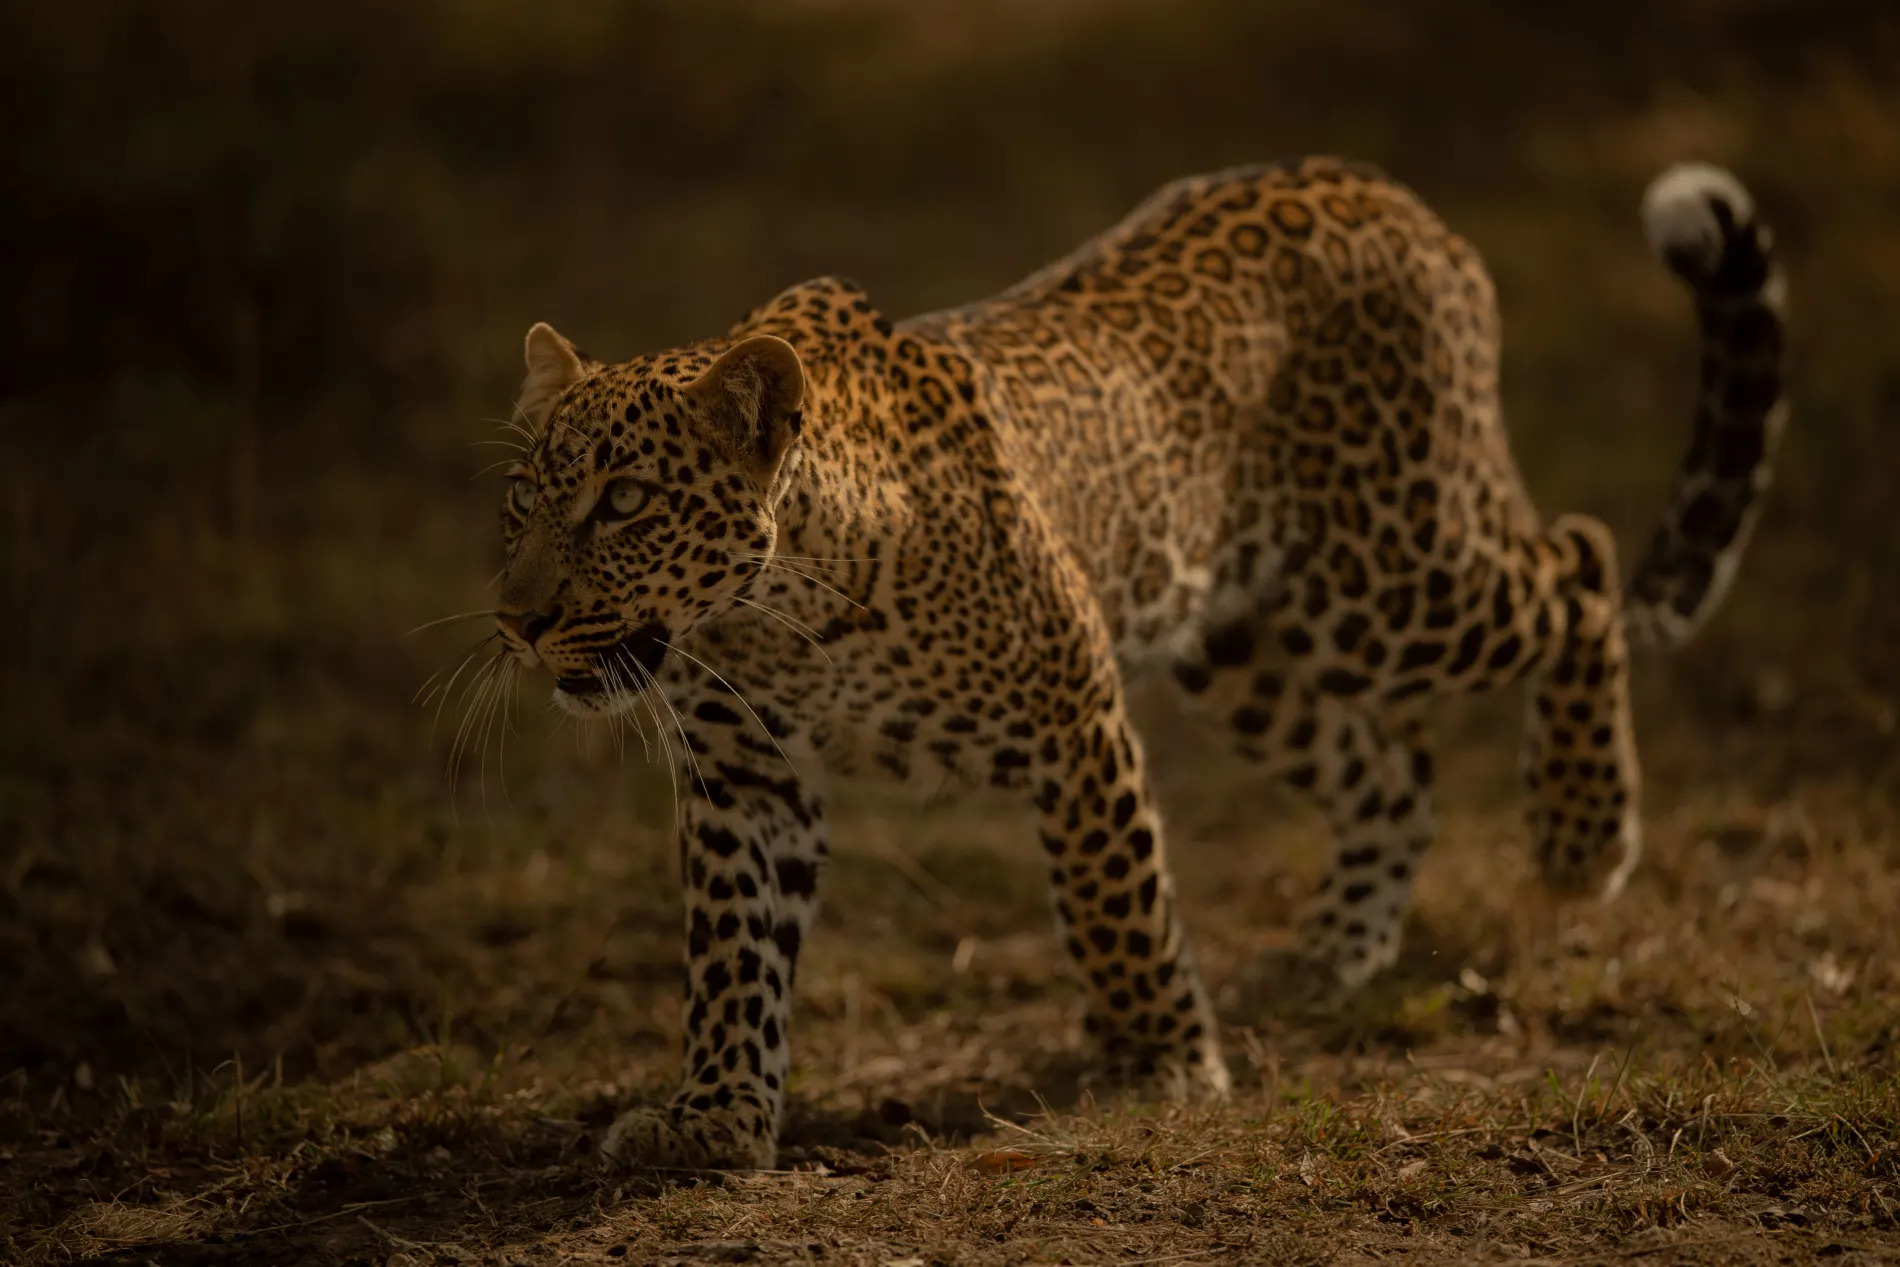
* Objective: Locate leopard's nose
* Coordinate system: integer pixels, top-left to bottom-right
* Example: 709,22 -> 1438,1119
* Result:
497,605 -> 561,645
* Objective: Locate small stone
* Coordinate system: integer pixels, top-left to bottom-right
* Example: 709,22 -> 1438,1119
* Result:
1751,669 -> 1794,716
77,942 -> 115,978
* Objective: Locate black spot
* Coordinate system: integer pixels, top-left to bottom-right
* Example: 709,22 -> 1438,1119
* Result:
775,858 -> 817,899
1447,624 -> 1487,675
692,699 -> 742,727
697,825 -> 744,858
1233,706 -> 1273,735
1172,662 -> 1212,694
1486,634 -> 1522,672
1204,623 -> 1255,667
993,748 -> 1031,772
1318,668 -> 1372,696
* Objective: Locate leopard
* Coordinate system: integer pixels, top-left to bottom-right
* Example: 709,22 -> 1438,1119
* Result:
483,157 -> 1787,1170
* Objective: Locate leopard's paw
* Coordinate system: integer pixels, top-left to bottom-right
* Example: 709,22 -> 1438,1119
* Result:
1234,938 -> 1385,1016
1091,1033 -> 1231,1104
600,1101 -> 777,1172
1296,915 -> 1403,993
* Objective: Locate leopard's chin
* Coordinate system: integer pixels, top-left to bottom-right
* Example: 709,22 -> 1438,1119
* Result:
550,677 -> 644,719
549,622 -> 671,718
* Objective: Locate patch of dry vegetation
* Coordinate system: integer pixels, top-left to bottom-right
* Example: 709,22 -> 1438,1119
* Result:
3,1 -> 1897,1262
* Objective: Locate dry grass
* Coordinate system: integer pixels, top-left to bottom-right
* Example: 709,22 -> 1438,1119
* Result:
5,712 -> 1898,1264
3,1 -> 1899,1263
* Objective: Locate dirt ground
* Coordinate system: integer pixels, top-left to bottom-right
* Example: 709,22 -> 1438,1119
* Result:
4,2 -> 1899,1263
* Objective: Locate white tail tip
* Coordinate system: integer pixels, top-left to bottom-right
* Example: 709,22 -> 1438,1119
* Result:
1641,162 -> 1754,275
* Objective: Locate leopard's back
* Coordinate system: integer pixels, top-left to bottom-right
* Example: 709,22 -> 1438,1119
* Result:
910,158 -> 1541,661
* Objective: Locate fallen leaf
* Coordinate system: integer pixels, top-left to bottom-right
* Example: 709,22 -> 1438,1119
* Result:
1299,1150 -> 1321,1187
1810,952 -> 1855,995
972,1148 -> 1038,1174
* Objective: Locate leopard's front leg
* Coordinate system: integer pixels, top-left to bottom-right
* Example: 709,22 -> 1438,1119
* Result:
602,686 -> 825,1172
1031,679 -> 1231,1100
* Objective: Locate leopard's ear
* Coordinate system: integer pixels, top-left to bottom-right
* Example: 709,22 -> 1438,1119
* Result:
685,335 -> 806,479
516,322 -> 588,431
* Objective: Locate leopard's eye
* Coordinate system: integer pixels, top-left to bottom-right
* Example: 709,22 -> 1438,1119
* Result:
509,477 -> 537,517
597,477 -> 653,523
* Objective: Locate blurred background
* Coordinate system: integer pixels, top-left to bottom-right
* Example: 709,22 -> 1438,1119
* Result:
2,0 -> 1897,1112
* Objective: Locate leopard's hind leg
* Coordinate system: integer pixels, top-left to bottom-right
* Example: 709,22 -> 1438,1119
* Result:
1170,633 -> 1437,991
1520,514 -> 1642,899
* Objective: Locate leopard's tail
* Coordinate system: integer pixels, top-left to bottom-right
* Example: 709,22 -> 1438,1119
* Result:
1623,163 -> 1788,649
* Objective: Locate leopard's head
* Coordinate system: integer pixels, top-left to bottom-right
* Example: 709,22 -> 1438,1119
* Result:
494,323 -> 805,716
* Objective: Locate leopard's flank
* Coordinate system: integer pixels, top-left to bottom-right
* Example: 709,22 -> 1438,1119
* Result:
483,158 -> 1787,1169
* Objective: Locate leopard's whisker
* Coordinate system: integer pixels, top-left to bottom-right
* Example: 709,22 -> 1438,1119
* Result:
491,415 -> 540,447
612,657 -> 657,763
750,560 -> 865,610
733,596 -> 835,668
489,660 -> 520,809
454,655 -> 504,789
447,652 -> 505,795
623,652 -> 683,833
404,609 -> 498,639
603,654 -> 647,763
635,657 -> 705,806
421,634 -> 501,741
666,644 -> 799,778
734,551 -> 864,575
472,658 -> 512,813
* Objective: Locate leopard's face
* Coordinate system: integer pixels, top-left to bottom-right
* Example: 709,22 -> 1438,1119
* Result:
494,326 -> 805,718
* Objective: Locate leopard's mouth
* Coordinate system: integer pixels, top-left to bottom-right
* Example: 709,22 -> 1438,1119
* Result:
555,622 -> 671,697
